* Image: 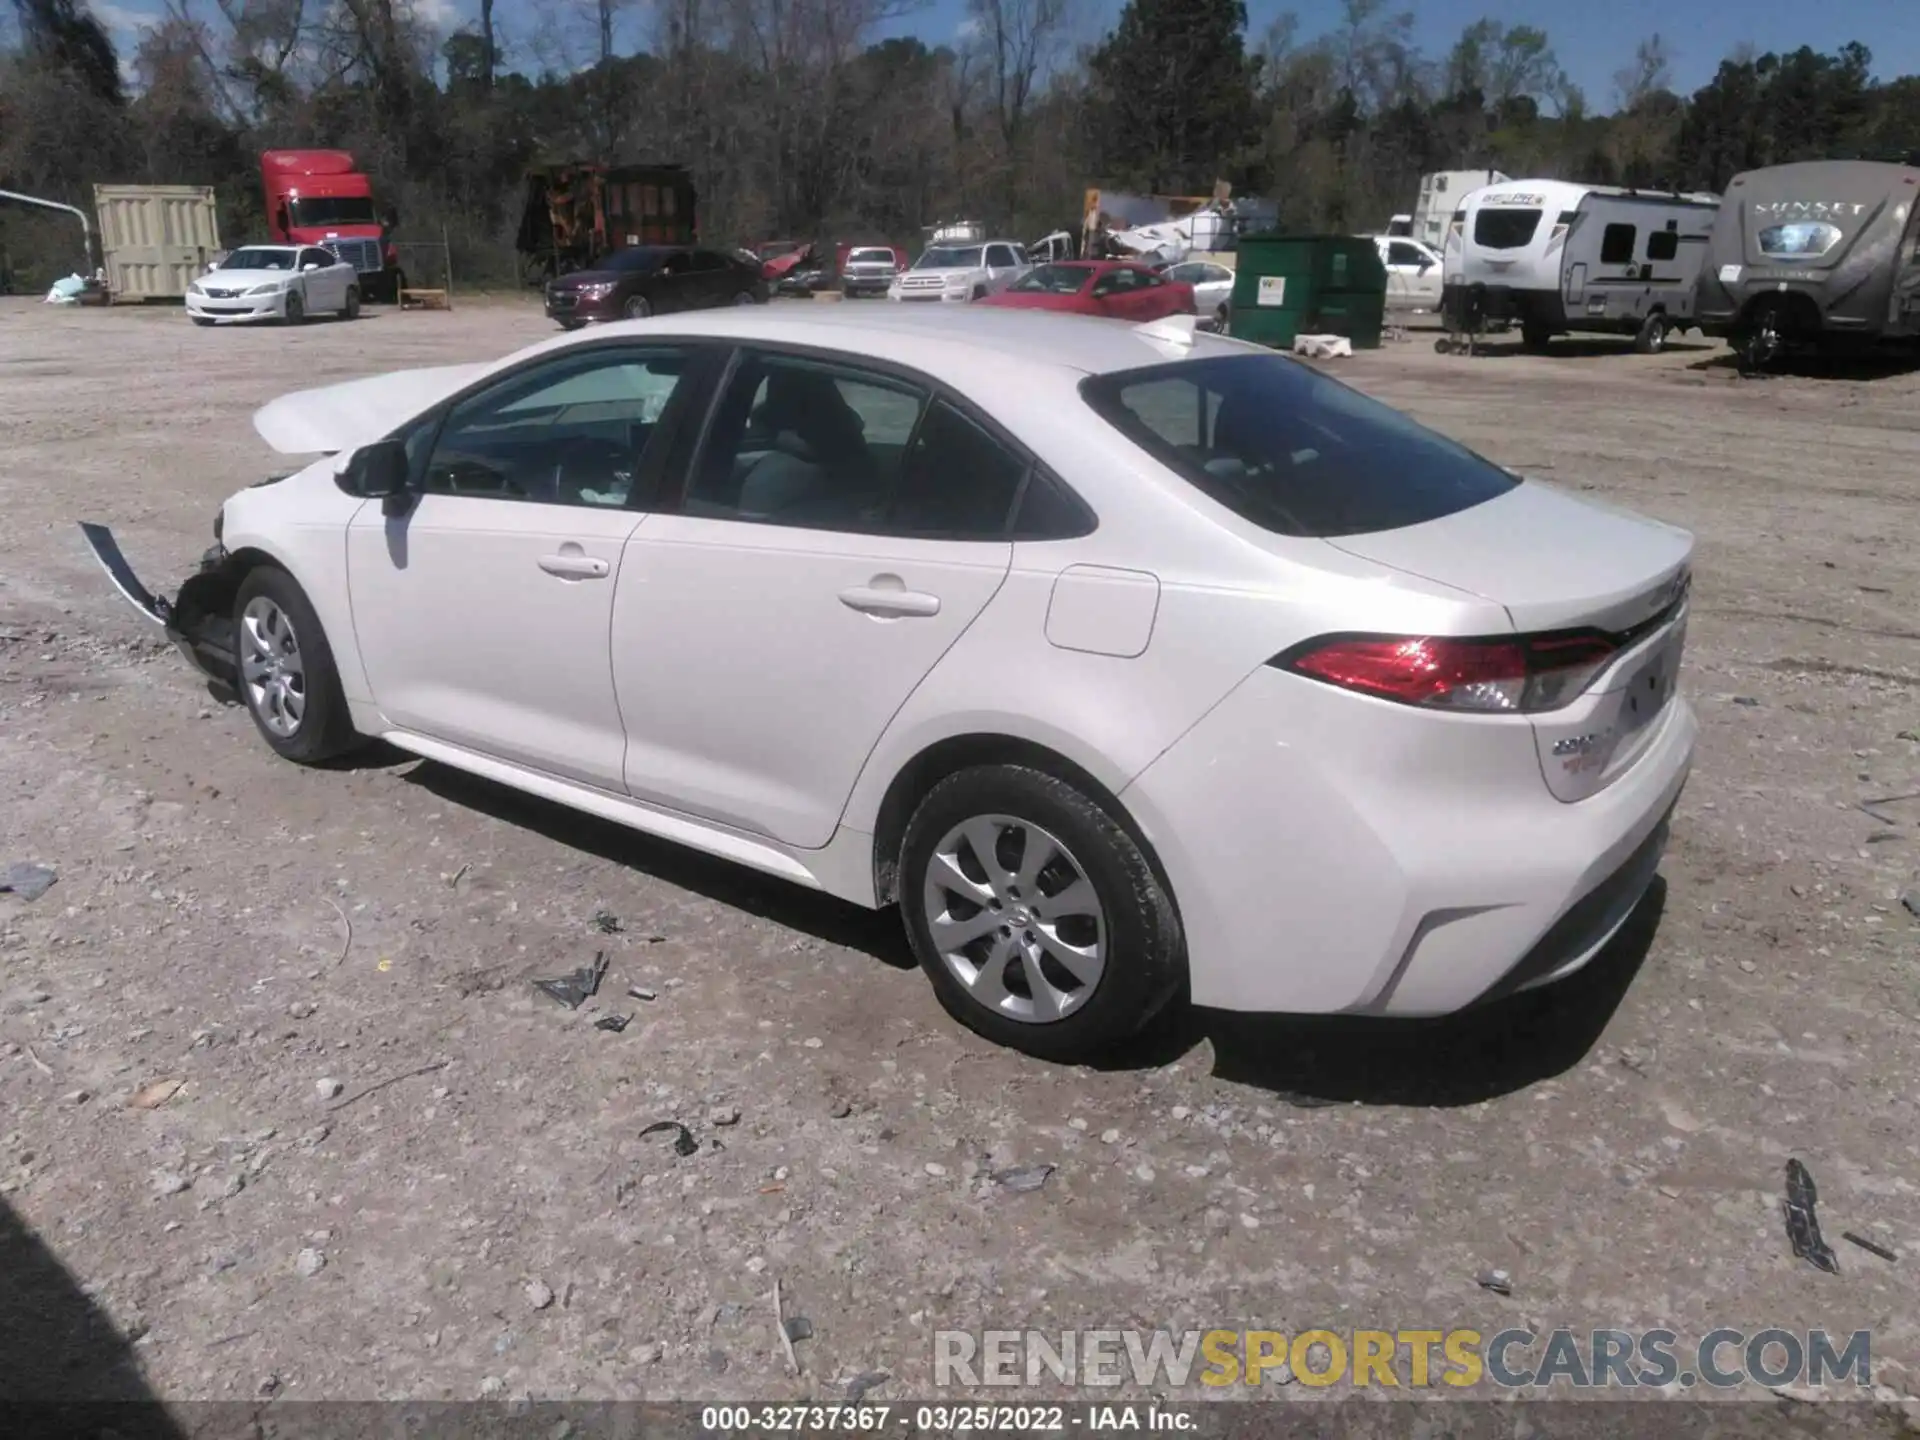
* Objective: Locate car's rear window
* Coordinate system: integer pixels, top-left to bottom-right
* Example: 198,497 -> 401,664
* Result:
1079,354 -> 1519,538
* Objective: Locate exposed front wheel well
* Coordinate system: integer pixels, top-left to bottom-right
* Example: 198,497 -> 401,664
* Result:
869,734 -> 1177,917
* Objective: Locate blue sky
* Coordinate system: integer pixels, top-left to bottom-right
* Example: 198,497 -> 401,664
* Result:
84,0 -> 1914,114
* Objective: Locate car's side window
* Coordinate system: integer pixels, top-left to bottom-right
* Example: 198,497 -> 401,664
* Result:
684,353 -> 928,531
301,247 -> 333,270
422,349 -> 692,509
987,245 -> 1018,269
889,399 -> 1029,538
690,250 -> 727,273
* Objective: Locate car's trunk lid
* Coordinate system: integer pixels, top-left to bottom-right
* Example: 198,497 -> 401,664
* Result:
1325,480 -> 1694,802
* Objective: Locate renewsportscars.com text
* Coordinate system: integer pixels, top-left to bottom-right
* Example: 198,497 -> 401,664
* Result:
934,1327 -> 1872,1390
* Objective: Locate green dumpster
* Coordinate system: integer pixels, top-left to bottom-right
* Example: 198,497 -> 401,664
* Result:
1227,235 -> 1387,350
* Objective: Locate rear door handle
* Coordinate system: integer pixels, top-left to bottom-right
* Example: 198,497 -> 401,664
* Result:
839,584 -> 940,618
538,552 -> 610,580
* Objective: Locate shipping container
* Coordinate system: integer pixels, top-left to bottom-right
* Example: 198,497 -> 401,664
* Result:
93,184 -> 222,301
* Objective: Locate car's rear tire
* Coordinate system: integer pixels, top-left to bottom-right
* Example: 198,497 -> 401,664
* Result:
341,285 -> 361,321
233,566 -> 361,765
283,292 -> 304,326
1520,319 -> 1551,350
1632,311 -> 1668,354
899,765 -> 1183,1062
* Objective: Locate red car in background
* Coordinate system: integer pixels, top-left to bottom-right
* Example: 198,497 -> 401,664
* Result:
975,261 -> 1193,321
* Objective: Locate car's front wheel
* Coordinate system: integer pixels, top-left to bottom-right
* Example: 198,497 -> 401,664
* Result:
234,566 -> 361,764
624,295 -> 652,320
899,765 -> 1183,1062
283,292 -> 305,326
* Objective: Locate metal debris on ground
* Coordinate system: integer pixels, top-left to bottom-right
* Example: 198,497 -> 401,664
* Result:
0,862 -> 57,901
533,952 -> 609,1009
772,1278 -> 801,1376
783,1316 -> 814,1342
640,1120 -> 698,1157
591,910 -> 623,934
846,1372 -> 890,1403
1901,893 -> 1920,921
1475,1268 -> 1514,1296
594,1013 -> 631,1033
1783,1158 -> 1839,1274
127,1078 -> 184,1110
627,986 -> 657,1002
1841,1231 -> 1898,1264
990,1163 -> 1055,1193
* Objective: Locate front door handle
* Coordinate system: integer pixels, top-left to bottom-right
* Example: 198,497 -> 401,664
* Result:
538,551 -> 610,580
839,583 -> 940,619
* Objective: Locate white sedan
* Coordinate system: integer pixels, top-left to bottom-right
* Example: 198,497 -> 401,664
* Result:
81,307 -> 1695,1062
187,244 -> 361,326
1162,259 -> 1235,326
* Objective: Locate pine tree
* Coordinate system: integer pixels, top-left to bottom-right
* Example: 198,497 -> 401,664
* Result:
1087,0 -> 1259,193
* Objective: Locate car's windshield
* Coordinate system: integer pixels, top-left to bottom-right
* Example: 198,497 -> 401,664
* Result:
1080,353 -> 1518,538
1011,265 -> 1089,294
221,248 -> 298,271
917,246 -> 982,269
848,248 -> 895,265
289,197 -> 378,227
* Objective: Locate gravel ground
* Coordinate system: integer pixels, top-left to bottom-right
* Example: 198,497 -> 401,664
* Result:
1,297 -> 1917,1420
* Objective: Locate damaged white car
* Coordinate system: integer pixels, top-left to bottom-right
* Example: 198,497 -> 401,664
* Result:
81,306 -> 1695,1063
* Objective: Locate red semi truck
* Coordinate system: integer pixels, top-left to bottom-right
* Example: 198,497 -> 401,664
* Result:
260,150 -> 404,303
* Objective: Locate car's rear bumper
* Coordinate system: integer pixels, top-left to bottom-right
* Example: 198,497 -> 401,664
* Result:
1120,666 -> 1696,1016
186,292 -> 286,323
77,524 -> 240,697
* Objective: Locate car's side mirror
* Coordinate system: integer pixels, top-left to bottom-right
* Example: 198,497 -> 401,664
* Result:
337,437 -> 410,501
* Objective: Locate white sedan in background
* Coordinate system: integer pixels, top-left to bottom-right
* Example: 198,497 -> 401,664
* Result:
187,244 -> 361,326
1163,259 -> 1235,327
81,306 -> 1694,1062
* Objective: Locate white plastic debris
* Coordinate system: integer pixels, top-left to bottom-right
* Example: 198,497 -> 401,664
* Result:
43,274 -> 86,305
1292,334 -> 1353,359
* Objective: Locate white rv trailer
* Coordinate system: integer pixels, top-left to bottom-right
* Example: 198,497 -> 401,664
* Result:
1441,179 -> 1720,351
1410,169 -> 1507,249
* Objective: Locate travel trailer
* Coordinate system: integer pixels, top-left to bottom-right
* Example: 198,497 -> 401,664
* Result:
1441,179 -> 1720,351
1694,159 -> 1920,370
1409,170 -> 1506,249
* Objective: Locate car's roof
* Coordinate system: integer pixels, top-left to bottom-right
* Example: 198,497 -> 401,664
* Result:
564,305 -> 1254,378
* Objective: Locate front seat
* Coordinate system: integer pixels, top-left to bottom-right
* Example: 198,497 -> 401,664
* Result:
736,369 -> 877,521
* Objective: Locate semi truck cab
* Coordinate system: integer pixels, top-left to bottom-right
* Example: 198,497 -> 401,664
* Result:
261,150 -> 402,303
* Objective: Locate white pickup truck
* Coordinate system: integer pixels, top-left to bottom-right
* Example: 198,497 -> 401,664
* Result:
888,240 -> 1031,303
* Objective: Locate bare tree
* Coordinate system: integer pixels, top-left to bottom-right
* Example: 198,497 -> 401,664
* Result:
1614,33 -> 1673,112
966,0 -> 1074,225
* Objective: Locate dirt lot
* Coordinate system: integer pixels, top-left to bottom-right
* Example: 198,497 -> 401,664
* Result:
1,296 -> 1917,1417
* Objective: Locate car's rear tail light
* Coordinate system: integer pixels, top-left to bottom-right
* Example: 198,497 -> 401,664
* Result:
1275,633 -> 1619,713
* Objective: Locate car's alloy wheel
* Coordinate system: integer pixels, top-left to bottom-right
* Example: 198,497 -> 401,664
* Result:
232,566 -> 361,764
342,286 -> 361,320
735,290 -> 756,305
921,814 -> 1107,1025
900,764 -> 1184,1061
240,594 -> 306,738
284,293 -> 304,325
625,296 -> 652,319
